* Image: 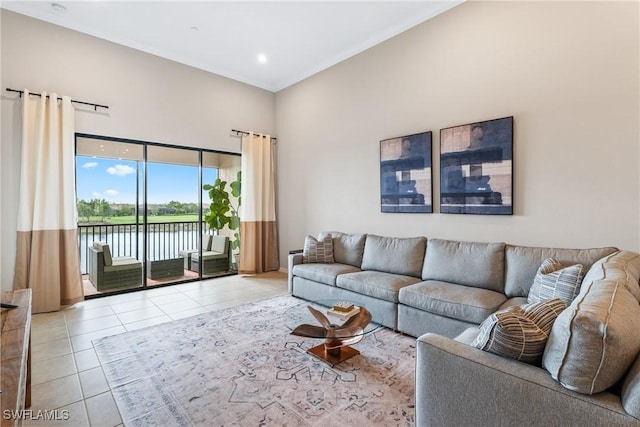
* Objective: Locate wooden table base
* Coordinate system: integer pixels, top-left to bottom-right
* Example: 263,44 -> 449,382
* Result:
306,343 -> 360,367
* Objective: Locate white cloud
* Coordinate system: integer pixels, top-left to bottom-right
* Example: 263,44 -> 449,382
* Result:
104,189 -> 119,197
92,192 -> 102,198
82,162 -> 98,169
106,164 -> 135,176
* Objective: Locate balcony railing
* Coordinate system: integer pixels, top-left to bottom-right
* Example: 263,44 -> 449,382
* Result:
78,221 -> 212,275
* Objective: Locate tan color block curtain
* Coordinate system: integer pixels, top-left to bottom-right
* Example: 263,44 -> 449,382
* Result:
13,90 -> 84,313
238,132 -> 279,274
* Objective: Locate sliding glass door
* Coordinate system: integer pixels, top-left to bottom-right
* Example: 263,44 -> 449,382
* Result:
202,152 -> 241,277
76,137 -> 144,295
145,146 -> 200,287
75,134 -> 240,297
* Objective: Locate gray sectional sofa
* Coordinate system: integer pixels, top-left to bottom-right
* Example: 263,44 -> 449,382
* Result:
287,232 -> 640,426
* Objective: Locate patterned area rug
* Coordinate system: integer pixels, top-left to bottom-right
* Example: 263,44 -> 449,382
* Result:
94,295 -> 416,426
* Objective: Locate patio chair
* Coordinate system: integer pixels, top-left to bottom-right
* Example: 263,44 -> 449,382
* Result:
88,241 -> 143,291
190,235 -> 230,274
179,233 -> 213,269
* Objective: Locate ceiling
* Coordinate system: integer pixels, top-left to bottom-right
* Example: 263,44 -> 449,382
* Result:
1,1 -> 463,92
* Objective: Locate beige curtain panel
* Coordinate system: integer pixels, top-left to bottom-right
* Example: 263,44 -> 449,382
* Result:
239,132 -> 279,274
13,90 -> 84,313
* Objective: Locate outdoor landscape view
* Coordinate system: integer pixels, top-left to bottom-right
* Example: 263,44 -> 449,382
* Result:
76,154 -> 218,276
76,156 -> 217,224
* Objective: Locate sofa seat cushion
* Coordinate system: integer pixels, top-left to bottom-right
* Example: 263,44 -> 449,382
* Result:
336,270 -> 422,303
399,280 -> 507,324
105,257 -> 141,272
454,327 -> 480,345
192,251 -> 227,261
422,239 -> 506,293
292,263 -> 361,286
543,251 -> 640,394
360,235 -> 427,277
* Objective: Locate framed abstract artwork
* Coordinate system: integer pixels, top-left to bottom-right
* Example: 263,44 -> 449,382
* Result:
440,116 -> 513,215
380,131 -> 432,213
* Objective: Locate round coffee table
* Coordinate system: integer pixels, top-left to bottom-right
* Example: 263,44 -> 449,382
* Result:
284,299 -> 384,366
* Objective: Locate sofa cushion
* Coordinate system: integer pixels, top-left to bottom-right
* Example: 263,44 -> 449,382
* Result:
454,327 -> 480,345
422,239 -> 505,293
193,251 -> 227,261
543,251 -> 640,394
292,263 -> 360,287
581,250 -> 640,302
473,299 -> 566,365
621,351 -> 640,419
527,258 -> 584,306
399,280 -> 507,324
504,245 -> 618,298
211,235 -> 229,254
93,241 -> 113,266
303,235 -> 334,264
318,231 -> 366,267
360,235 -> 426,277
336,270 -> 422,303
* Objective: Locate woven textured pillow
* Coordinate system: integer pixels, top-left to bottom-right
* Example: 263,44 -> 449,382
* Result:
302,235 -> 334,264
473,298 -> 567,365
527,258 -> 584,305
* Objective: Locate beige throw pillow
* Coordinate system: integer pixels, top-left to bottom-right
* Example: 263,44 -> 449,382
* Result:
302,235 -> 334,264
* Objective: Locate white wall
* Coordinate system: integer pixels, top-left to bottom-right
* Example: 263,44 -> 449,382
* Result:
0,10 -> 276,290
275,1 -> 640,265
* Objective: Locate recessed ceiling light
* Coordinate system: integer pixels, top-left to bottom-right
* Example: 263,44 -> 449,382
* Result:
257,54 -> 268,64
51,3 -> 67,13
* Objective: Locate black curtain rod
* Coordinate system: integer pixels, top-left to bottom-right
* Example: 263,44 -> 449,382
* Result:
5,88 -> 109,111
231,128 -> 277,142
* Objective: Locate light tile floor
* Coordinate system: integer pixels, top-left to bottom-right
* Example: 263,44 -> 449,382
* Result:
26,271 -> 288,427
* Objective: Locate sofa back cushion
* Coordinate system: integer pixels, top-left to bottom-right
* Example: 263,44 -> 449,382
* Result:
422,239 -> 505,293
542,250 -> 640,394
93,241 -> 113,266
504,245 -> 618,298
211,235 -> 229,254
360,235 -> 426,277
203,233 -> 213,251
318,231 -> 366,267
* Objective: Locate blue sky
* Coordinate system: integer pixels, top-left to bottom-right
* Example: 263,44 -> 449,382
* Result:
76,156 -> 218,204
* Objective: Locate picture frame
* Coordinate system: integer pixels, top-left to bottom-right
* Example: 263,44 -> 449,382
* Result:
440,116 -> 513,215
380,131 -> 432,213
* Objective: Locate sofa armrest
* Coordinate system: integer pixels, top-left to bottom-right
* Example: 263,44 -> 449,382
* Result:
416,333 -> 636,427
287,252 -> 303,293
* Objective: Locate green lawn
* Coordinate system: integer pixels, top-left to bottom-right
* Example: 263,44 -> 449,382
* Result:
80,214 -> 201,225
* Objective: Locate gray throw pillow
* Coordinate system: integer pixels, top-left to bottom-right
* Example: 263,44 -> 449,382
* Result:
318,231 -> 366,267
527,258 -> 584,306
473,298 -> 567,365
302,235 -> 334,264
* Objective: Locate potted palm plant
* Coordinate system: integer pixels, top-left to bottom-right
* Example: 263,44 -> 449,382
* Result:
203,170 -> 241,270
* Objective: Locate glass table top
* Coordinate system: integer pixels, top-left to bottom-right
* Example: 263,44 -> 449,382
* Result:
283,299 -> 384,339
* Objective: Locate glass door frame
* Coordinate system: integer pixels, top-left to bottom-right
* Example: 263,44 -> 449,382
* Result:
75,132 -> 240,299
